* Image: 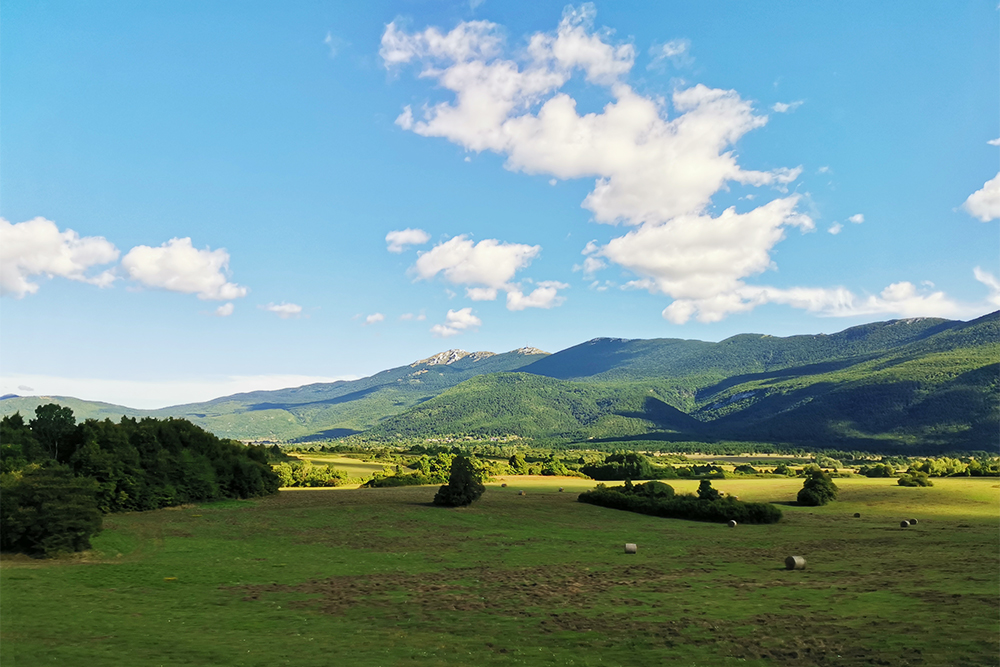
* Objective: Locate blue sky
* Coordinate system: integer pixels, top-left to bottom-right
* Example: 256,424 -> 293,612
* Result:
2,1 -> 998,408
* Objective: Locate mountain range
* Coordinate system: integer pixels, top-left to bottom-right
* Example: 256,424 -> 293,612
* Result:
2,313 -> 997,452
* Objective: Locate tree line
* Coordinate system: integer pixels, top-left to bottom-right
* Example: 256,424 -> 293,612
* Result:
1,404 -> 279,557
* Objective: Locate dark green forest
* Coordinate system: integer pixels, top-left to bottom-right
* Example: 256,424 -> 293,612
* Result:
1,405 -> 279,556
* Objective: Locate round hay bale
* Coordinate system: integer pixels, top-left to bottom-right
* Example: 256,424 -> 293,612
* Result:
501,483 -> 507,488
784,556 -> 806,570
853,512 -> 861,518
624,543 -> 637,554
727,520 -> 737,528
909,518 -> 918,525
518,490 -> 525,496
558,487 -> 564,492
900,520 -> 910,528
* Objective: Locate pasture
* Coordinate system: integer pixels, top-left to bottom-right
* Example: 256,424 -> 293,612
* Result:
1,477 -> 997,666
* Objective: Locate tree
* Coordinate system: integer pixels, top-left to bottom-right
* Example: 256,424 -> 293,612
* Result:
508,452 -> 527,474
29,404 -> 77,461
697,479 -> 722,501
797,465 -> 839,506
433,455 -> 486,507
0,466 -> 103,557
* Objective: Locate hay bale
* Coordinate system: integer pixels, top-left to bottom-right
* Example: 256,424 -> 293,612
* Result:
727,520 -> 737,528
909,518 -> 918,525
518,490 -> 525,496
900,520 -> 910,528
853,512 -> 861,518
785,556 -> 806,570
558,487 -> 564,492
624,543 -> 637,554
501,483 -> 507,488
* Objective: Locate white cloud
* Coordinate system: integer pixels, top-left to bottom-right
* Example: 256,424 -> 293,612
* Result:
262,302 -> 303,319
364,312 -> 385,325
506,281 -> 569,310
413,235 -> 540,292
0,373 -> 355,410
430,307 -> 481,337
661,272 -> 998,324
386,228 -> 431,253
647,39 -> 692,70
988,138 -> 1000,147
399,311 -> 427,321
771,100 -> 804,113
385,11 -> 800,228
215,303 -> 235,317
465,286 -> 498,300
962,172 -> 1000,222
827,223 -> 843,235
0,217 -> 119,298
817,166 -> 830,174
974,267 -> 1000,307
121,237 -> 247,301
848,213 -> 864,224
598,196 -> 813,317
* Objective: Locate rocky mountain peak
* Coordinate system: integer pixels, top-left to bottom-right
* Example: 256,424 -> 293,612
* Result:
512,346 -> 548,355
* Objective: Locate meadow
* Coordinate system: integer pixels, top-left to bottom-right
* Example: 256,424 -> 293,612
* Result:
1,476 -> 997,666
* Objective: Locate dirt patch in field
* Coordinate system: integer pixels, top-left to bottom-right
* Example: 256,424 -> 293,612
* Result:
223,563 -> 966,666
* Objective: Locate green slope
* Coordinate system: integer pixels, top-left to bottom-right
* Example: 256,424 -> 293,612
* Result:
0,348 -> 550,441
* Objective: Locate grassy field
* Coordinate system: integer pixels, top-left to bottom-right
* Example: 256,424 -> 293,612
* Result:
291,453 -> 391,479
1,477 -> 997,666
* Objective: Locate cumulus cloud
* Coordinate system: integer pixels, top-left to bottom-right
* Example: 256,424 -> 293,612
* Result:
410,234 -> 568,309
0,217 -> 119,298
384,7 -> 797,227
771,100 -> 804,113
414,235 -> 539,288
848,213 -> 864,224
386,228 -> 431,253
262,302 -> 303,319
215,303 -> 234,317
828,223 -> 843,235
597,196 -> 813,320
387,8 -> 988,324
988,138 -> 1000,147
962,172 -> 1000,222
430,307 -> 482,337
364,312 -> 385,325
506,281 -> 569,310
121,237 -> 247,300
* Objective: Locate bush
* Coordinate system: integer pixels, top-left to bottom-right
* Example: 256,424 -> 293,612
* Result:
578,481 -> 782,524
797,465 -> 839,506
1,466 -> 103,557
433,456 -> 486,507
898,472 -> 934,487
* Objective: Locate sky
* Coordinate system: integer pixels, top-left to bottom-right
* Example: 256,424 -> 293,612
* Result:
2,1 -> 998,409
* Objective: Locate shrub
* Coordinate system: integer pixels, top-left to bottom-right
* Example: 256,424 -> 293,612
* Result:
1,466 -> 103,557
578,481 -> 781,524
898,471 -> 934,487
733,464 -> 758,475
433,456 -> 486,507
797,465 -> 839,506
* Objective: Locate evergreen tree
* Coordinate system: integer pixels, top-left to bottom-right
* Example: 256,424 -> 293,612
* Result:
433,455 -> 486,507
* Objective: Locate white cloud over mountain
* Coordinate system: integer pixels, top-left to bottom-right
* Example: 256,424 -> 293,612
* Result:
0,217 -> 119,298
384,5 -> 994,324
122,237 -> 247,301
431,307 -> 482,337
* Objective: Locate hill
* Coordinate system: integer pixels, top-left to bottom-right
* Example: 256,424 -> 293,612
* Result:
3,313 -> 996,451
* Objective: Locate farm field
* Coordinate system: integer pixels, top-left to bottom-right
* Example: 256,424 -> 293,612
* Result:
293,454 -> 391,479
1,477 -> 997,666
